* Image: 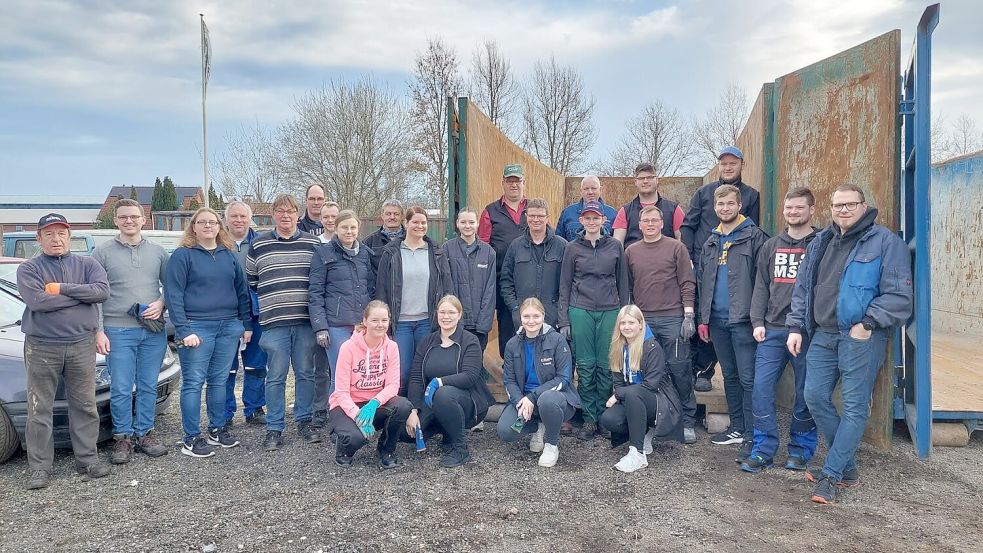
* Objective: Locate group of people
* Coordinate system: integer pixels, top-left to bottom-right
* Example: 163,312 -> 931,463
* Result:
16,146 -> 913,505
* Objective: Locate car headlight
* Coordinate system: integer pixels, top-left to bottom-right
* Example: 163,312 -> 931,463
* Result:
95,363 -> 111,387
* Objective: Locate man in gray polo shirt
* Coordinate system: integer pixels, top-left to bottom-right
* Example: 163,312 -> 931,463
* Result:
17,213 -> 112,490
93,198 -> 171,464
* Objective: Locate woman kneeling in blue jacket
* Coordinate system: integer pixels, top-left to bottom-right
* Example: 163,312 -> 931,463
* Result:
600,304 -> 683,473
497,298 -> 580,468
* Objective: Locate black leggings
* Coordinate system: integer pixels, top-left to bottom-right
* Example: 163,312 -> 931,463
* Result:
331,397 -> 412,457
599,385 -> 658,450
424,385 -> 478,447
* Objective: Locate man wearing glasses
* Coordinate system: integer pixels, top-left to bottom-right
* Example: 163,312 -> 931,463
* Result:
786,183 -> 912,504
245,194 -> 322,451
613,162 -> 685,247
92,199 -> 171,464
297,184 -> 326,237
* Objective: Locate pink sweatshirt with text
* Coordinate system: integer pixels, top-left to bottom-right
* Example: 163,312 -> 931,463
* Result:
328,330 -> 401,420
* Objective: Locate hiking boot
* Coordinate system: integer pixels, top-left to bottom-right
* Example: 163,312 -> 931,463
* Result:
576,422 -> 598,441
440,444 -> 471,468
75,460 -> 111,479
710,427 -> 744,445
528,424 -> 546,453
613,446 -> 649,473
811,476 -> 838,504
379,452 -> 399,469
784,454 -> 808,471
262,430 -> 283,452
694,377 -> 713,392
111,435 -> 133,465
538,443 -> 559,468
310,409 -> 329,429
683,427 -> 697,445
807,466 -> 860,488
298,421 -> 323,444
206,428 -> 240,448
741,454 -> 774,474
643,428 -> 656,455
181,436 -> 216,458
560,421 -> 575,436
136,432 -> 169,458
246,408 -> 267,426
735,441 -> 752,464
26,470 -> 50,490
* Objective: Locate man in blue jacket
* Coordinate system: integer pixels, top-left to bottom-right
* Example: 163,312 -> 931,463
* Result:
555,176 -> 616,241
786,183 -> 912,504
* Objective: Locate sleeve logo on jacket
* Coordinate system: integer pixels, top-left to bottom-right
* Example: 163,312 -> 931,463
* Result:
773,247 -> 806,283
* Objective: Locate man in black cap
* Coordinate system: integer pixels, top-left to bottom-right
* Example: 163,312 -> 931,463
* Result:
16,213 -> 112,490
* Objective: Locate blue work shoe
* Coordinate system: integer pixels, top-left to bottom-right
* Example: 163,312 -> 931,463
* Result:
785,454 -> 808,471
807,466 -> 860,488
810,476 -> 838,504
740,454 -> 773,474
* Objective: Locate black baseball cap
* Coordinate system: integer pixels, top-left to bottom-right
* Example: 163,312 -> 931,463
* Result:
37,213 -> 70,230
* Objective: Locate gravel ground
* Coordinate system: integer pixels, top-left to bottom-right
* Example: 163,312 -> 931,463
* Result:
1,386 -> 981,553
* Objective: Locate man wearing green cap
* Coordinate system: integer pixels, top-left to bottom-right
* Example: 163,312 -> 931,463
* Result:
479,163 -> 528,356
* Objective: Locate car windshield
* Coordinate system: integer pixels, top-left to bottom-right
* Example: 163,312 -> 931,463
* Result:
0,289 -> 23,328
0,264 -> 17,292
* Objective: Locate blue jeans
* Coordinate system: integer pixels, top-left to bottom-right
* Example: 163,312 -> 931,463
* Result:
394,319 -> 431,395
324,326 -> 355,398
259,323 -> 317,432
105,326 -> 168,437
225,315 -> 268,420
804,329 -> 888,481
751,327 -> 817,460
179,319 -> 245,440
709,319 -> 757,435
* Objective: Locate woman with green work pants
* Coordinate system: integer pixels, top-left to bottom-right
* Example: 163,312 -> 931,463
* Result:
557,201 -> 630,441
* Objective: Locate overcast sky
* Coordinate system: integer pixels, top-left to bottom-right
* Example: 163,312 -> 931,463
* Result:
1,0 -> 978,197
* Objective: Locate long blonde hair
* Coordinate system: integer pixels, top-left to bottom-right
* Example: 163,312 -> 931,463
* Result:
609,305 -> 646,374
180,207 -> 235,250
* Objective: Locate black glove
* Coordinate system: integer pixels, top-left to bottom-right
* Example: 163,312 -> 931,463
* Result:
559,325 -> 571,342
680,313 -> 696,340
316,331 -> 330,348
511,310 -> 520,331
127,303 -> 165,333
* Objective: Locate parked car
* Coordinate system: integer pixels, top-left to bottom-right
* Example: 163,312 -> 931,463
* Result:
0,284 -> 181,463
2,232 -> 94,258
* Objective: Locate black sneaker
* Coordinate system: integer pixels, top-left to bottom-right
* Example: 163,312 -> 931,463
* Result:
740,454 -> 773,474
807,466 -> 860,488
246,408 -> 267,426
440,444 -> 471,468
111,435 -> 133,465
182,436 -> 216,458
811,476 -> 838,504
26,470 -> 50,490
262,430 -> 283,452
711,428 -> 744,445
379,452 -> 399,469
694,377 -> 713,392
735,441 -> 752,464
576,422 -> 598,441
298,421 -> 323,444
75,460 -> 111,479
311,410 -> 329,429
206,428 -> 240,448
785,454 -> 808,471
222,419 -> 234,431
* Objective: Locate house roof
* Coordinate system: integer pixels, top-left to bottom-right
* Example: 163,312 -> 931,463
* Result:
106,186 -> 202,205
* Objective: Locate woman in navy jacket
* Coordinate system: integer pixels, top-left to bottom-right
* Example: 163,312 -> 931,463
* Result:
308,210 -> 375,397
405,295 -> 495,468
440,207 -> 496,353
496,298 -> 580,468
165,207 -> 251,459
599,304 -> 683,473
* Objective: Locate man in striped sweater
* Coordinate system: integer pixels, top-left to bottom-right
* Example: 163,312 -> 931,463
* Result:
245,194 -> 323,451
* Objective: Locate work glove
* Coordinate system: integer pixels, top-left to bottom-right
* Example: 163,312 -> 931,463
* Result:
44,282 -> 61,295
680,313 -> 696,340
355,398 -> 380,429
698,324 -> 711,343
424,378 -> 441,407
559,325 -> 572,342
316,331 -> 330,349
127,303 -> 165,333
511,309 -> 521,331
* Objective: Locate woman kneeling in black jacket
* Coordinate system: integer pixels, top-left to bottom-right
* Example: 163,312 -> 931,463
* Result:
600,304 -> 683,473
406,295 -> 495,468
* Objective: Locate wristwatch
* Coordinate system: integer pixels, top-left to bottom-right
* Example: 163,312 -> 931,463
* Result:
861,319 -> 874,331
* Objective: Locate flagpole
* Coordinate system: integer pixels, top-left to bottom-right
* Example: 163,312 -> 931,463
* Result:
200,13 -> 209,209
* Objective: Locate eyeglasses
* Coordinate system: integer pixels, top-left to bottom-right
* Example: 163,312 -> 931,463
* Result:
634,176 -> 656,181
116,215 -> 143,221
639,218 -> 663,225
831,202 -> 862,212
274,209 -> 298,216
526,214 -> 549,220
195,220 -> 220,227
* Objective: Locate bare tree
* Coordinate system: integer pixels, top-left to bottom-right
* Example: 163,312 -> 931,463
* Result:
932,113 -> 983,163
408,37 -> 462,213
217,120 -> 287,203
521,56 -> 596,175
469,40 -> 518,136
607,100 -> 699,176
692,83 -> 750,170
279,77 -> 414,215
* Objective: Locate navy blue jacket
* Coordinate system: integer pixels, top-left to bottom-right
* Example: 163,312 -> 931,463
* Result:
502,324 -> 580,409
499,227 -> 568,326
697,216 -> 767,325
308,237 -> 376,331
681,180 -> 760,261
786,217 -> 913,335
555,198 -> 617,241
441,237 -> 497,334
165,245 -> 251,340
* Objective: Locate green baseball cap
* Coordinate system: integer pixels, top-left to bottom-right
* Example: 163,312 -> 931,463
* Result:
503,164 -> 524,178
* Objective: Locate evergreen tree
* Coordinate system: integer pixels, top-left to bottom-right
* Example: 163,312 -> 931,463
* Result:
162,176 -> 178,210
208,187 -> 226,211
151,177 -> 165,211
129,185 -> 138,201
94,208 -> 116,229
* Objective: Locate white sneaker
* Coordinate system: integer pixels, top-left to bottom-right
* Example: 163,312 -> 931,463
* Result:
614,446 -> 649,473
470,421 -> 484,432
643,428 -> 655,455
528,425 -> 546,453
538,443 -> 559,467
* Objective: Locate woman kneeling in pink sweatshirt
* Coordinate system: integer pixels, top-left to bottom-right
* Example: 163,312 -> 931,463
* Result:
329,300 -> 412,468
